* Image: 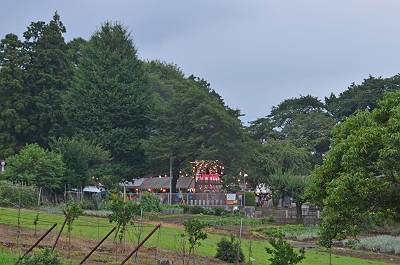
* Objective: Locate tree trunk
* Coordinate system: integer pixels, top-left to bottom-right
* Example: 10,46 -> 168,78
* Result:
296,203 -> 303,224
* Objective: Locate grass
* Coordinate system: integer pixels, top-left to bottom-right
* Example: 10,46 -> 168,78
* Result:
0,207 -> 393,265
0,248 -> 15,265
0,248 -> 72,265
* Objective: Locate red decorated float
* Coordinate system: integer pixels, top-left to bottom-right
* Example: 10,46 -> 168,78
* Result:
191,160 -> 224,192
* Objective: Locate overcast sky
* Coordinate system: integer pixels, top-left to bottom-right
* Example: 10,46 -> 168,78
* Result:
2,0 -> 400,122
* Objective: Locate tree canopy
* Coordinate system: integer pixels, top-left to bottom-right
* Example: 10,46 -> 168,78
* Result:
308,91 -> 400,245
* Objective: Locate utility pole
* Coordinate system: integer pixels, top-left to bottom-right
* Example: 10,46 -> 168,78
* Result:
169,157 -> 173,205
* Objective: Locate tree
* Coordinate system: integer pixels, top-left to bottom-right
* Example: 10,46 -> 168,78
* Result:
0,33 -> 31,158
2,144 -> 65,192
50,137 -> 110,187
144,61 -> 248,192
183,219 -> 208,265
63,201 -> 83,257
251,139 -> 311,187
249,95 -> 336,166
108,199 -> 140,242
23,12 -> 72,146
308,91 -> 400,245
265,237 -> 305,265
64,22 -> 154,179
269,171 -> 308,221
326,75 -> 400,121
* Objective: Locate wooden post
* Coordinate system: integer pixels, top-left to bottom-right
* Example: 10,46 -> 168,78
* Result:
15,223 -> 57,265
52,217 -> 67,251
80,226 -> 117,264
120,224 -> 161,265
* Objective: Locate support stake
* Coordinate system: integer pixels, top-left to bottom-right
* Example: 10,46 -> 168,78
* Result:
80,226 -> 117,264
120,224 -> 161,265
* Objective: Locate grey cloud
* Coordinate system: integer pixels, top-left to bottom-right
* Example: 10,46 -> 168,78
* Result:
2,0 -> 400,122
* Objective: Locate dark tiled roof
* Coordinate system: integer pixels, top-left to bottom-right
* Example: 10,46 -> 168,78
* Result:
124,177 -> 195,190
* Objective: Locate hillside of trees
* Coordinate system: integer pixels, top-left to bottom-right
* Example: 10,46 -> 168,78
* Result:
1,13 -> 400,243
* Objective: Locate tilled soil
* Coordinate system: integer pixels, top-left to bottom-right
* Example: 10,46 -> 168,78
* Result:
0,224 -> 225,265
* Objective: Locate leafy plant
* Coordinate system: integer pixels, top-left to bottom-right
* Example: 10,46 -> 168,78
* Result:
265,237 -> 305,265
140,193 -> 161,212
183,219 -> 208,264
215,236 -> 244,263
64,201 -> 83,257
20,248 -> 61,265
108,199 -> 140,242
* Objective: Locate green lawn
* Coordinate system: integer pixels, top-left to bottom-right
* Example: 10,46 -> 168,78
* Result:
0,248 -> 15,265
0,207 -> 392,265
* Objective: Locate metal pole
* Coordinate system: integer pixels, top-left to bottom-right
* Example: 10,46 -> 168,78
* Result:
80,226 -> 117,264
169,157 -> 173,205
15,223 -> 57,265
120,224 -> 162,265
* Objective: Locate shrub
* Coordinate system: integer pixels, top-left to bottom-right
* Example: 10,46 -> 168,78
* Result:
0,181 -> 37,207
140,193 -> 161,212
265,237 -> 305,265
215,236 -> 244,263
20,248 -> 61,265
244,192 -> 256,206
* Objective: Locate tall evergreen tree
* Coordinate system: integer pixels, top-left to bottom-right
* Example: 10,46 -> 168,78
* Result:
64,22 -> 154,179
0,34 -> 31,158
23,12 -> 72,146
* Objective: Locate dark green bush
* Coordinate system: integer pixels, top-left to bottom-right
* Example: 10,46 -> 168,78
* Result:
140,193 -> 161,212
20,248 -> 61,265
244,192 -> 256,206
215,236 -> 244,263
0,181 -> 37,207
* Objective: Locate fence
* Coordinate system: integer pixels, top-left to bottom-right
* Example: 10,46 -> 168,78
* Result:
126,192 -> 240,207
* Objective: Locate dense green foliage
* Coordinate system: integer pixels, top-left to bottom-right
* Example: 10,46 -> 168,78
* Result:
265,237 -> 305,265
215,236 -> 244,263
0,181 -> 37,207
2,144 -> 65,191
308,91 -> 400,245
326,75 -> 400,121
